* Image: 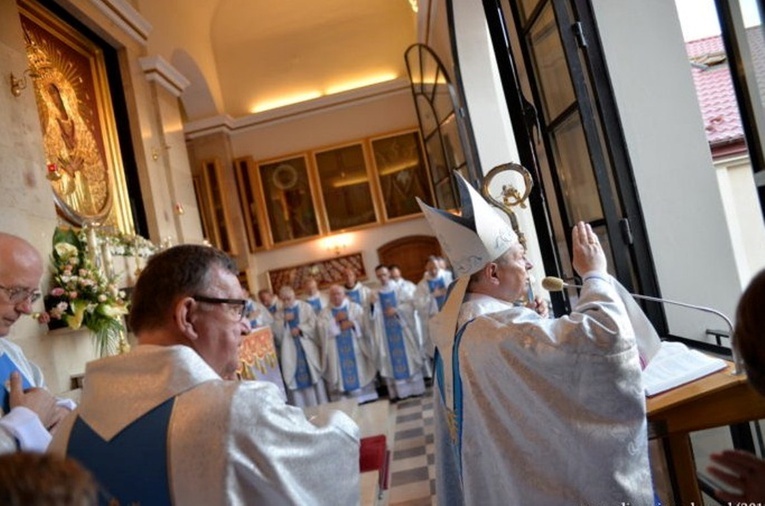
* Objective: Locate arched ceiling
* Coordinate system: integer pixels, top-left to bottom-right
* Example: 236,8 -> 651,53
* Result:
143,0 -> 418,119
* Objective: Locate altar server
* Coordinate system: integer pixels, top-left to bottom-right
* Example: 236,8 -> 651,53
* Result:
417,174 -> 657,505
318,285 -> 378,403
49,245 -> 359,505
275,285 -> 328,407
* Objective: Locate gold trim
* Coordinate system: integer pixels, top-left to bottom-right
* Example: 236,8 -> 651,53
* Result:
19,0 -> 135,234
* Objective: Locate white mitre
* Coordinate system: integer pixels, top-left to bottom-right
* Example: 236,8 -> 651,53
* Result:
416,172 -> 518,278
416,173 -> 521,416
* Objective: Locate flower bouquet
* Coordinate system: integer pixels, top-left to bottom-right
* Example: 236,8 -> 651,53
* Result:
43,227 -> 129,357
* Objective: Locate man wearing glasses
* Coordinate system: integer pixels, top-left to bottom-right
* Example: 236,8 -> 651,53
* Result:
50,244 -> 359,505
0,232 -> 74,454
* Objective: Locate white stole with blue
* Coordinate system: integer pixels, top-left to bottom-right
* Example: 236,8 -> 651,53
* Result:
284,305 -> 312,389
378,290 -> 410,380
331,306 -> 360,391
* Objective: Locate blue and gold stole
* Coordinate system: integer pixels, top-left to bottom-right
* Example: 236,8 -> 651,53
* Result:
0,354 -> 32,414
428,277 -> 447,310
284,305 -> 312,389
67,397 -> 176,506
306,296 -> 322,314
332,306 -> 359,391
434,319 -> 473,481
379,290 -> 410,380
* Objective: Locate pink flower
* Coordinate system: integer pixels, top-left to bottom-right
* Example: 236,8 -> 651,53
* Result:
69,291 -> 78,299
50,287 -> 65,297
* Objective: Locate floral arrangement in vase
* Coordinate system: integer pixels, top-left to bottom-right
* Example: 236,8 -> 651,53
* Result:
41,226 -> 130,357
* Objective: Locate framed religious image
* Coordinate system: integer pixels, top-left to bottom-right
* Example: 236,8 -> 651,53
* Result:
258,155 -> 320,244
314,143 -> 377,231
371,131 -> 434,220
18,0 -> 134,233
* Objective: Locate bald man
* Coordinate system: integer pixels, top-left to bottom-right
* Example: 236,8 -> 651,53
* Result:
0,232 -> 73,454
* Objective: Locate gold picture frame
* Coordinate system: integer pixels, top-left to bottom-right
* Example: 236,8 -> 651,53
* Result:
19,0 -> 134,233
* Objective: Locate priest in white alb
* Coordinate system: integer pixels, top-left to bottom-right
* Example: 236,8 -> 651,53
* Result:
370,265 -> 425,400
417,174 -> 658,506
275,286 -> 328,407
318,284 -> 378,403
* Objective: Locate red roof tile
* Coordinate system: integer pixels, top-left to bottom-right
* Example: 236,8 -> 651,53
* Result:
686,35 -> 744,148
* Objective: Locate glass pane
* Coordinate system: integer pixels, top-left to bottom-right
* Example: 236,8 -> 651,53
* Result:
528,3 -> 576,122
416,94 -> 438,135
372,132 -> 434,219
435,178 -> 457,210
425,134 -> 449,185
550,112 -> 604,223
259,157 -> 319,243
518,0 -> 541,23
315,144 -> 376,231
440,113 -> 466,169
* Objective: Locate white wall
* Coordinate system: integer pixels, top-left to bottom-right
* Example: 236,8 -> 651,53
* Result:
592,0 -> 745,343
714,156 -> 765,284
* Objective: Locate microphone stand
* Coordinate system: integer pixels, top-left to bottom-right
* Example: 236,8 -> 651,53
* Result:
561,282 -> 744,376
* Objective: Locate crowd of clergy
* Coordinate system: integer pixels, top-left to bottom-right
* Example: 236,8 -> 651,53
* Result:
245,258 -> 453,407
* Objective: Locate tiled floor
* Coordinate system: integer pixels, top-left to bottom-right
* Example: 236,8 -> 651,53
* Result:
387,390 -> 436,506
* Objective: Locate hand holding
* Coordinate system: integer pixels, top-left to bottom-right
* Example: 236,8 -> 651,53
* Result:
527,297 -> 549,319
339,320 -> 354,331
708,450 -> 765,502
290,327 -> 301,337
571,221 -> 607,277
8,372 -> 58,429
384,307 -> 396,317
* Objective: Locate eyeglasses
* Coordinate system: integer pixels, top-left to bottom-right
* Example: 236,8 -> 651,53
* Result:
192,295 -> 247,321
0,285 -> 42,304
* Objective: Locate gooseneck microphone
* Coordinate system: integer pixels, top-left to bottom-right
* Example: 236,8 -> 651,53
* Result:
541,276 -> 743,375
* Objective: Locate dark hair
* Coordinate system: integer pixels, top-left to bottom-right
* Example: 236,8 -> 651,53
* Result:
0,452 -> 97,506
388,264 -> 400,271
374,264 -> 388,273
129,245 -> 238,333
736,268 -> 765,396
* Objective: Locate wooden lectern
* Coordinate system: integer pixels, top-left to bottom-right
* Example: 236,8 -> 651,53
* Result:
647,363 -> 765,504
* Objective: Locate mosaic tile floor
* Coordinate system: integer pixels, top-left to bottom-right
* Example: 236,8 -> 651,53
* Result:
387,390 -> 436,506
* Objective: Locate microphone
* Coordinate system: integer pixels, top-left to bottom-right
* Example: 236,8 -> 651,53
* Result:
541,276 -> 744,375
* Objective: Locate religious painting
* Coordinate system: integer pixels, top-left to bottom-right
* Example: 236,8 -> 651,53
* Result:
314,143 -> 377,231
371,131 -> 434,220
258,156 -> 320,244
267,252 -> 365,295
18,0 -> 134,233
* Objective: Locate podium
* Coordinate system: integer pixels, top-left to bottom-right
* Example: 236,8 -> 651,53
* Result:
647,363 -> 765,504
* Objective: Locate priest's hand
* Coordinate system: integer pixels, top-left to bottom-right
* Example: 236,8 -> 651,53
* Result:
527,297 -> 549,318
708,450 -> 765,502
571,221 -> 606,276
8,372 -> 58,429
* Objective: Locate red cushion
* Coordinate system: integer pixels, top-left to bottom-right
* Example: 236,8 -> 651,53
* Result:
359,435 -> 386,472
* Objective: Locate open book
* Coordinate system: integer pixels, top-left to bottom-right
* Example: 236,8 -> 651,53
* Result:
642,341 -> 727,397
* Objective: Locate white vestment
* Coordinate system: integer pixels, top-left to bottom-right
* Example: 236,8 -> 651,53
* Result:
344,281 -> 372,311
318,300 -> 378,403
434,276 -> 654,506
49,345 -> 360,505
414,269 -> 453,358
245,299 -> 274,329
371,283 -> 425,399
0,338 -> 74,453
275,300 -> 327,406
